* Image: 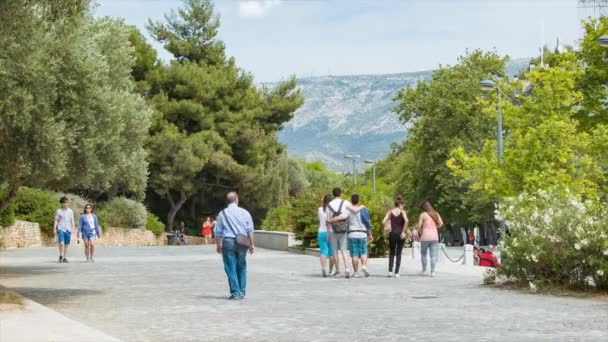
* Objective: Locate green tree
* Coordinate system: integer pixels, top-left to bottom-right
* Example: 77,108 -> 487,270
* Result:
449,54 -> 605,203
380,50 -> 508,226
0,1 -> 151,212
576,17 -> 608,130
144,0 -> 302,230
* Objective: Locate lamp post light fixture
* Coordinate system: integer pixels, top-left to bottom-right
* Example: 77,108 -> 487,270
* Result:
598,35 -> 608,48
364,160 -> 376,194
344,154 -> 360,191
480,79 -> 506,238
479,79 -> 503,165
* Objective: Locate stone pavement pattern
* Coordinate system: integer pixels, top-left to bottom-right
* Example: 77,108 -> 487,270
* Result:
1,246 -> 607,342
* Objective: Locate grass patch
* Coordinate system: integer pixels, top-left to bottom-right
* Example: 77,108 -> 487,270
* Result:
488,280 -> 608,302
0,290 -> 25,307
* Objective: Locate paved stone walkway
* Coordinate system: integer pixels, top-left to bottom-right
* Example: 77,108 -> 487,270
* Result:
1,246 -> 607,341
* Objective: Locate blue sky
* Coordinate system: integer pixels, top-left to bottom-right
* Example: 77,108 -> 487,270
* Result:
94,0 -> 584,82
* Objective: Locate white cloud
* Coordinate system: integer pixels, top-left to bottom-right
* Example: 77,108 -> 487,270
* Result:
239,0 -> 281,18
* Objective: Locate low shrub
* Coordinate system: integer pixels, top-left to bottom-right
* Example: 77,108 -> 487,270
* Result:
497,188 -> 608,291
97,197 -> 147,229
0,204 -> 15,228
260,205 -> 292,232
13,187 -> 61,235
146,212 -> 165,237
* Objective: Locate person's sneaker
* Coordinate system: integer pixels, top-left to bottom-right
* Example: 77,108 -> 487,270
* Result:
90,257 -> 95,263
419,270 -> 428,276
395,273 -> 401,278
58,256 -> 63,263
332,272 -> 341,278
228,295 -> 239,300
345,269 -> 352,279
353,272 -> 361,278
322,269 -> 328,278
62,258 -> 68,263
388,272 -> 394,278
430,272 -> 436,277
362,266 -> 370,277
329,270 -> 337,277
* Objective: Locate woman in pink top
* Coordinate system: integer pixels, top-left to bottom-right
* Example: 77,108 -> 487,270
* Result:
416,200 -> 443,276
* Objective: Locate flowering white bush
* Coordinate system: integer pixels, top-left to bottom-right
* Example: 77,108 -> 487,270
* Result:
496,188 -> 608,291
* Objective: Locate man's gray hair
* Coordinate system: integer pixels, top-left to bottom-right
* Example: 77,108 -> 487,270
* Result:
226,192 -> 238,204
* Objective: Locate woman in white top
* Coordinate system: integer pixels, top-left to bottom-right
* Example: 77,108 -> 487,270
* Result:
317,195 -> 335,277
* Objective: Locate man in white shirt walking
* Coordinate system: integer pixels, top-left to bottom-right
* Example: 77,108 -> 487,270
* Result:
53,196 -> 76,263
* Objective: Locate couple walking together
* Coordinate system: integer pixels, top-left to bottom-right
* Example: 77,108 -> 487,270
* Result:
382,197 -> 444,277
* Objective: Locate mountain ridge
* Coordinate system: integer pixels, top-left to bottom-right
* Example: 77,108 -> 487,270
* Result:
278,58 -> 531,171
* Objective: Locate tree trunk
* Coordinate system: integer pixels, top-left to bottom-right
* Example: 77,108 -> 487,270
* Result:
166,190 -> 187,232
0,183 -> 19,214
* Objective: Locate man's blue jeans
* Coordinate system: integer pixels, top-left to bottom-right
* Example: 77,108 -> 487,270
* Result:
221,238 -> 248,297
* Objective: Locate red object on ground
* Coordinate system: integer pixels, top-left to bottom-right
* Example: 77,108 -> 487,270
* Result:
479,251 -> 500,268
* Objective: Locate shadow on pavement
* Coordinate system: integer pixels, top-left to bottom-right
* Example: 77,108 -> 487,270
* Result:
7,287 -> 104,305
0,265 -> 63,278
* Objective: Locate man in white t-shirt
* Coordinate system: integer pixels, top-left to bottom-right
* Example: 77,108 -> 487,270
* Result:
53,196 -> 75,263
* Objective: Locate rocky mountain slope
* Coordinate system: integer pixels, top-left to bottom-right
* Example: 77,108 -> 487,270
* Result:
278,59 -> 530,171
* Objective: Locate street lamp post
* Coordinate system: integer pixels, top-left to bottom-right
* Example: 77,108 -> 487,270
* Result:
344,154 -> 360,192
364,160 -> 376,194
480,79 -> 506,239
598,35 -> 608,48
480,79 -> 503,165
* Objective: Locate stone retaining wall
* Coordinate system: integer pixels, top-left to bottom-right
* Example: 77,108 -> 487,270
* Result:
94,228 -> 164,246
1,221 -> 212,248
0,221 -> 42,248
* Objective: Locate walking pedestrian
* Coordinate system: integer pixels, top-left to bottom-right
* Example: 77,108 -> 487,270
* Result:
77,204 -> 101,262
417,200 -> 444,277
326,187 -> 363,278
382,196 -> 408,278
317,195 -> 336,277
215,192 -> 255,300
53,196 -> 76,263
347,194 -> 372,278
202,217 -> 213,244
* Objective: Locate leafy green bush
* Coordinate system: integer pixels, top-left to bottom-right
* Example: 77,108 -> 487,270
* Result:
50,192 -> 90,220
497,188 -> 608,291
13,187 -> 60,235
260,205 -> 292,232
97,197 -> 147,229
291,190 -> 325,248
146,212 -> 165,237
0,204 -> 15,228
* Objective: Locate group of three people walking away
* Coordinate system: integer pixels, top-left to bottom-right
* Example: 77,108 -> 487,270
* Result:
53,197 -> 102,263
317,188 -> 444,278
318,187 -> 372,278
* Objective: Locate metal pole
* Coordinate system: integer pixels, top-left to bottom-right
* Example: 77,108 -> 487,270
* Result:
353,159 -> 357,192
497,87 -> 503,165
497,87 -> 506,237
372,162 -> 376,194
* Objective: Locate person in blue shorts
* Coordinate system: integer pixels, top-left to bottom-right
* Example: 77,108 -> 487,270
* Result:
77,203 -> 101,262
317,195 -> 335,277
53,196 -> 76,263
347,194 -> 372,277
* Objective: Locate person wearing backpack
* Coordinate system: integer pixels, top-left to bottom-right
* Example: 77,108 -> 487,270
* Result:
347,194 -> 372,278
326,187 -> 363,278
382,195 -> 409,278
